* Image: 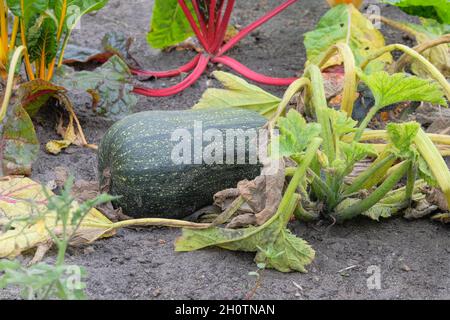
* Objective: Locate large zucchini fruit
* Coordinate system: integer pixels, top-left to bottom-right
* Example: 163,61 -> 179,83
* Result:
98,108 -> 266,218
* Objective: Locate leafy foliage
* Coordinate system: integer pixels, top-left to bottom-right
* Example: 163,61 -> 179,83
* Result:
194,71 -> 282,118
304,4 -> 392,72
0,103 -> 39,176
147,0 -> 195,49
275,109 -> 321,158
359,71 -> 447,109
54,56 -> 138,120
381,0 -> 450,24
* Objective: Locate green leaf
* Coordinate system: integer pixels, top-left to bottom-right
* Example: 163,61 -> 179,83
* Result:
417,156 -> 438,187
381,0 -> 450,24
359,71 -> 447,109
147,0 -> 195,49
193,71 -> 282,118
339,141 -> 377,166
0,103 -> 39,177
26,15 -> 58,64
386,122 -> 420,159
6,0 -> 49,26
175,200 -> 315,273
303,4 -> 392,73
54,56 -> 138,120
274,109 -> 322,158
327,108 -> 358,138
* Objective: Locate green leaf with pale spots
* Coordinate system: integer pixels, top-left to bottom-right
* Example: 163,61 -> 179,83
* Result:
54,56 -> 138,120
0,103 -> 39,176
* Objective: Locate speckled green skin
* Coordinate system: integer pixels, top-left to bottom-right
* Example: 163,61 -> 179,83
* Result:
98,108 -> 266,218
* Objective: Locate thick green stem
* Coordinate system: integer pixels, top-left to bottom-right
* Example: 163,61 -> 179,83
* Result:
307,168 -> 337,208
353,103 -> 382,142
294,196 -> 319,222
303,65 -> 335,163
318,43 -> 357,116
361,44 -> 450,101
269,77 -> 311,127
278,137 -> 322,225
334,160 -> 410,222
404,162 -> 417,206
414,128 -> 450,208
343,153 -> 397,196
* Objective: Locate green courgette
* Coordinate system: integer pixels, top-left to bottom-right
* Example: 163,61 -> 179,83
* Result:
98,108 -> 266,218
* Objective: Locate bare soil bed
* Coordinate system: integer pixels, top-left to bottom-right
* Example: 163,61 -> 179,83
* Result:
1,0 -> 449,300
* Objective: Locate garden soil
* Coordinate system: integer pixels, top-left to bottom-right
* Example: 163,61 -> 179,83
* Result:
1,0 -> 449,299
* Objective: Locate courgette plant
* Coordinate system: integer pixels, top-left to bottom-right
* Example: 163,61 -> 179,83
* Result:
180,35 -> 450,272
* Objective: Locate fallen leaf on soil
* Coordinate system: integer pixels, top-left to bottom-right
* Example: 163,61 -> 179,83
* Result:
432,213 -> 450,223
404,199 -> 438,220
0,176 -> 116,260
175,192 -> 315,273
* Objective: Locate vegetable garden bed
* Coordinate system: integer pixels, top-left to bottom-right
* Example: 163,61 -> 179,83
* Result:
0,0 -> 449,300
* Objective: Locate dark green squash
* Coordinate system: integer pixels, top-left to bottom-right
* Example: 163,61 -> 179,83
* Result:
98,108 -> 266,218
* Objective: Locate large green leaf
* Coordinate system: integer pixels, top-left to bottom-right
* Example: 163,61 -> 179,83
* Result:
275,109 -> 321,158
54,56 -> 138,120
176,196 -> 315,273
381,0 -> 450,24
0,103 -> 39,176
147,0 -> 195,49
6,0 -> 49,26
359,71 -> 447,109
193,71 -> 282,118
26,15 -> 58,64
303,4 -> 392,73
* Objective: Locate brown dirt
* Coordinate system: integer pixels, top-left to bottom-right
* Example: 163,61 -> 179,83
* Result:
1,0 -> 449,300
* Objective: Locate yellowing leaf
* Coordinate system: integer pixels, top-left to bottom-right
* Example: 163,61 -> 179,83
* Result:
193,71 -> 281,118
0,177 -> 116,259
304,4 -> 392,72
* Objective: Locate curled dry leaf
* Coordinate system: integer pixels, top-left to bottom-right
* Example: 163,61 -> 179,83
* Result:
211,159 -> 285,229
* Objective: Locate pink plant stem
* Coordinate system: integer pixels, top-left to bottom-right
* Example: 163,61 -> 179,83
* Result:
131,54 -> 201,78
133,54 -> 210,97
178,0 -> 210,52
212,55 -> 296,86
207,0 -> 217,45
191,0 -> 208,39
210,0 -> 235,54
217,0 -> 299,56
